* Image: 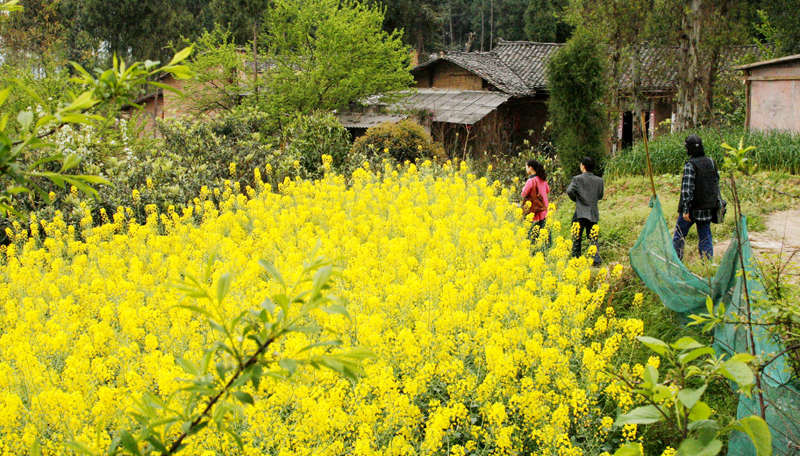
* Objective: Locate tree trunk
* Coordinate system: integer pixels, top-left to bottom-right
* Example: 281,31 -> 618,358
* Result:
705,47 -> 720,121
674,0 -> 702,132
480,0 -> 485,52
490,0 -> 494,50
253,19 -> 259,102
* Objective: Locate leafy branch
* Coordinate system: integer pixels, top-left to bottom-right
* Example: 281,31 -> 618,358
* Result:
610,333 -> 771,456
0,2 -> 195,218
63,246 -> 373,456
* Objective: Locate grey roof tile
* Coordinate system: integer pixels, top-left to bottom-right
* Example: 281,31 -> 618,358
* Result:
413,40 -> 760,95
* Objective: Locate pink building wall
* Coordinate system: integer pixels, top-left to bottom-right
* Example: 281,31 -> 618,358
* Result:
745,60 -> 800,133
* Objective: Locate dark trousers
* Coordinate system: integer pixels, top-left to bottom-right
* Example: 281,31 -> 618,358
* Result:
528,219 -> 552,250
572,218 -> 601,266
672,216 -> 713,260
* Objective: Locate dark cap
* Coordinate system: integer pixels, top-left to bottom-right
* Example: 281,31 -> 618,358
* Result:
684,134 -> 703,148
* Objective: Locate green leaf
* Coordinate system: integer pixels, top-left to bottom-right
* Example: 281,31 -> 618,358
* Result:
167,47 -> 194,67
297,340 -> 343,353
64,91 -> 99,112
5,186 -> 29,195
175,304 -> 212,318
30,438 -> 41,456
678,347 -> 716,365
672,336 -> 705,350
321,303 -> 350,319
678,385 -> 707,410
637,336 -> 670,356
0,88 -> 11,107
688,401 -> 713,421
643,365 -> 659,384
232,391 -> 254,405
614,405 -> 665,426
676,437 -> 722,456
720,359 -> 755,389
63,441 -> 95,455
72,175 -> 113,185
167,65 -> 194,80
729,416 -> 772,456
279,358 -> 298,376
217,273 -> 232,304
17,110 -> 33,130
176,357 -> 199,376
653,384 -> 673,402
120,430 -> 141,456
60,154 -> 82,172
259,260 -> 287,287
613,442 -> 643,456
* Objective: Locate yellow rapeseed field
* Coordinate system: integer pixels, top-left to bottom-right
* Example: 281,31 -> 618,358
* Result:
0,159 -> 644,455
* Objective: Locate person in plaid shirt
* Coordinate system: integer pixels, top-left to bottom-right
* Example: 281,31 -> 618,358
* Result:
672,134 -> 720,260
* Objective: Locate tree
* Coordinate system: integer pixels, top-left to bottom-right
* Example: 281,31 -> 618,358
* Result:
759,0 -> 800,56
258,0 -> 414,117
0,0 -> 195,217
547,28 -> 609,177
564,0 -> 652,147
525,0 -> 571,43
74,0 -> 209,63
180,26 -> 246,114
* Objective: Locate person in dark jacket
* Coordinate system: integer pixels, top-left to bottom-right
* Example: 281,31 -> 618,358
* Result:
567,156 -> 604,266
673,134 -> 720,260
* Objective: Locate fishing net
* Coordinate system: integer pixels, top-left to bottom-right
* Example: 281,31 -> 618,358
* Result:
629,195 -> 800,455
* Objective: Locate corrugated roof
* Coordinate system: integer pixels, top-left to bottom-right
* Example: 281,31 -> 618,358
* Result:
394,89 -> 511,125
338,113 -> 407,129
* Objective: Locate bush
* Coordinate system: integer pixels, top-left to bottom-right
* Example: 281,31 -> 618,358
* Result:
282,111 -> 352,180
350,119 -> 444,168
608,127 -> 800,176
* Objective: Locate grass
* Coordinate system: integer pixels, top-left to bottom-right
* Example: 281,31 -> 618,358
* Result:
551,171 -> 800,265
608,127 -> 800,176
549,169 -> 799,454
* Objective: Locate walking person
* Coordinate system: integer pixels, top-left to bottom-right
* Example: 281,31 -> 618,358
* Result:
567,156 -> 604,266
521,159 -> 551,247
673,134 -> 720,261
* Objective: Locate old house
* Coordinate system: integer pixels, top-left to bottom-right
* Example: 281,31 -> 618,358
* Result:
393,40 -> 758,154
736,54 -> 800,133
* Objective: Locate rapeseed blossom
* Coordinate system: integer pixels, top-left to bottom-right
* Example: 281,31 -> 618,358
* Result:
0,160 -> 641,455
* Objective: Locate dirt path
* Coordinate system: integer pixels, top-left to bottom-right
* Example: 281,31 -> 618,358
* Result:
716,208 -> 800,251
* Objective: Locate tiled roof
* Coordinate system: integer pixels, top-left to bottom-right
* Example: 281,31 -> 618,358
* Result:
338,113 -> 407,129
415,52 -> 532,95
492,41 -> 563,90
413,40 -> 760,95
394,89 -> 511,125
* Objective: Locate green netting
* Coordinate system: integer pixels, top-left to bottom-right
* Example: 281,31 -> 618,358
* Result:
629,195 -> 800,456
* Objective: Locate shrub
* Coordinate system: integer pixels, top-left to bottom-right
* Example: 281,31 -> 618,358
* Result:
282,111 -> 352,180
350,119 -> 444,168
608,127 -> 800,176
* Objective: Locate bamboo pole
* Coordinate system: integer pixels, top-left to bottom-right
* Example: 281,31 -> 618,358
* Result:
641,113 -> 657,198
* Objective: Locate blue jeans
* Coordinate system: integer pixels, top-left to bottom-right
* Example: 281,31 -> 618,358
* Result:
672,216 -> 713,260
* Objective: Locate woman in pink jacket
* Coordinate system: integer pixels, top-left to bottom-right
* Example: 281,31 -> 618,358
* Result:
521,159 -> 551,246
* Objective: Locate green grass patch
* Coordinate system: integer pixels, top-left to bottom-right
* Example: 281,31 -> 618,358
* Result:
608,127 -> 800,176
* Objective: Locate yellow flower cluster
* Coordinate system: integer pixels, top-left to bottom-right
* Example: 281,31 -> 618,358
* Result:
0,160 -> 642,455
